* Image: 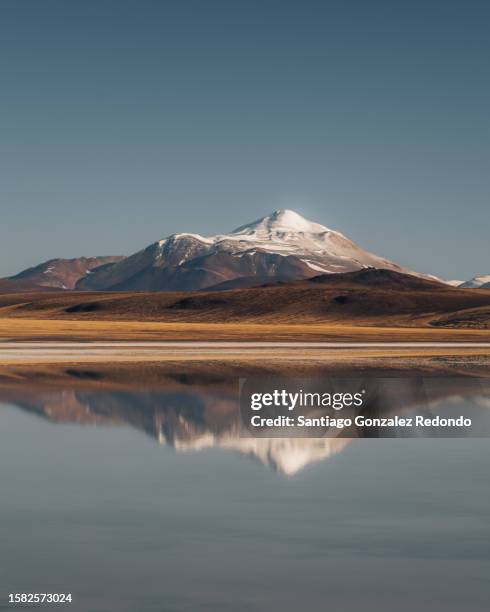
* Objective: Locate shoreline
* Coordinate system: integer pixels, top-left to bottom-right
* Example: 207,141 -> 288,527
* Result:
0,342 -> 489,381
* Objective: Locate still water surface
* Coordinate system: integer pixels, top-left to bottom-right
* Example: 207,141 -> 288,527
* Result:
0,381 -> 489,611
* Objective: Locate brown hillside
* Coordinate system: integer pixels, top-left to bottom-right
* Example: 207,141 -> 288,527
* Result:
1,270 -> 489,328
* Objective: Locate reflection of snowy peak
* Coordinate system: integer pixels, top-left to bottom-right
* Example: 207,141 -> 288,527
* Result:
162,429 -> 351,476
76,209 -> 422,291
5,379 -> 490,476
148,398 -> 351,475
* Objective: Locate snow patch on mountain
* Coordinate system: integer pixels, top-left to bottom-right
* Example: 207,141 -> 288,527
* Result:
158,233 -> 214,246
232,208 -> 339,235
155,209 -> 409,274
460,275 -> 490,288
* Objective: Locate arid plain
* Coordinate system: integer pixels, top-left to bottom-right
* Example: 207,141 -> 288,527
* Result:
0,270 -> 489,380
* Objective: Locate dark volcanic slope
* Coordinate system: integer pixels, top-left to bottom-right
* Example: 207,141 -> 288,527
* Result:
2,270 -> 490,328
308,268 -> 445,290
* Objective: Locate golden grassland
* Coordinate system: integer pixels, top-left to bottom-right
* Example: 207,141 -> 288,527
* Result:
1,316 -> 490,342
0,284 -> 488,374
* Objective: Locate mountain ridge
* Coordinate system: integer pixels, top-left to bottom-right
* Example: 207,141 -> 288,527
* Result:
460,275 -> 490,289
3,269 -> 490,329
1,256 -> 123,292
1,209 -> 483,293
75,209 -> 435,292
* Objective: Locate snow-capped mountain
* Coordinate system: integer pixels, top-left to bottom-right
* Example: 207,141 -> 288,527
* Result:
76,209 -> 423,292
460,275 -> 490,289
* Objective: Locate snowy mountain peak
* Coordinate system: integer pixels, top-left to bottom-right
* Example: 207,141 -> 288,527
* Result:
232,209 -> 332,236
460,275 -> 490,289
75,208 -> 435,291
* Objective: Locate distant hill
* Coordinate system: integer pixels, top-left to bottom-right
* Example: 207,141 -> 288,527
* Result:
2,269 -> 489,329
307,268 -> 446,290
2,256 -> 123,291
460,275 -> 490,289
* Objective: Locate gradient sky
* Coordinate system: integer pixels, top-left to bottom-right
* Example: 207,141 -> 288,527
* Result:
1,0 -> 489,280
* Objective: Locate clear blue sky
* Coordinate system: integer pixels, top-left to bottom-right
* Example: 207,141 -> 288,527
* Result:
1,0 -> 489,279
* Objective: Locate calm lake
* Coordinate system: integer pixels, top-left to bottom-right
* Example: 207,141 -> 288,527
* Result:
1,373 -> 489,611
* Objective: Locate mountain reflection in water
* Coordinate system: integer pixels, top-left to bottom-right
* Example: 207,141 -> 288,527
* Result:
1,366 -> 490,612
1,370 -> 489,475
